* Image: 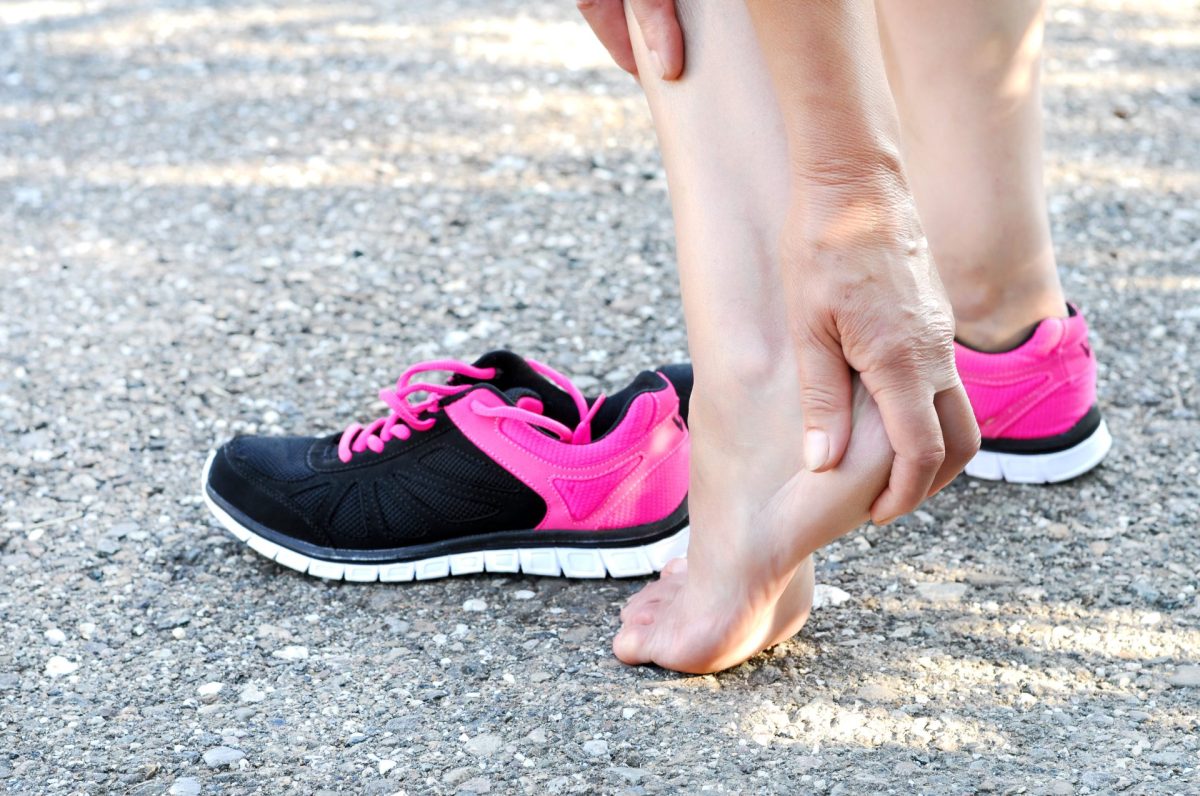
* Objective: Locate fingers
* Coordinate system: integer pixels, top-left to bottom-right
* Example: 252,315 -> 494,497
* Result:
577,0 -> 639,76
928,385 -> 981,497
628,0 -> 685,79
864,378 -> 946,525
796,336 -> 854,472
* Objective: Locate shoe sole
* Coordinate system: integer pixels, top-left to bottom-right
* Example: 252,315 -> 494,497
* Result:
964,419 -> 1112,484
200,452 -> 690,582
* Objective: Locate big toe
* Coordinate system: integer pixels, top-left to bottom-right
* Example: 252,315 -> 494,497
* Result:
612,612 -> 656,665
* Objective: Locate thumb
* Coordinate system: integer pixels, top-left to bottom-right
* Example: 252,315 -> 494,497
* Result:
796,338 -> 854,472
629,0 -> 684,80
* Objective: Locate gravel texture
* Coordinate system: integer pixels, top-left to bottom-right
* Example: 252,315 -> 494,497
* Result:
2,0 -> 1198,793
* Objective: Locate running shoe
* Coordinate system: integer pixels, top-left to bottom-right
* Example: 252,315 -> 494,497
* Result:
201,351 -> 693,582
956,304 -> 1111,483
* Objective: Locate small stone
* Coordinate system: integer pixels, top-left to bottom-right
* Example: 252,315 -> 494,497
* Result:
168,777 -> 202,796
812,584 -> 852,609
378,759 -> 396,776
527,728 -> 547,744
272,645 -> 309,661
239,684 -> 267,703
1080,770 -> 1114,789
1146,752 -> 1184,766
45,656 -> 78,677
443,329 -> 471,348
95,537 -> 121,556
109,521 -> 139,537
915,582 -> 969,603
609,767 -> 646,784
1166,665 -> 1200,687
894,761 -> 919,776
1045,781 -> 1073,796
459,776 -> 491,794
749,664 -> 782,685
462,599 -> 488,612
1044,522 -> 1070,540
965,572 -> 1017,587
582,739 -> 609,757
1130,580 -> 1161,603
443,767 -> 474,786
45,628 -> 66,645
464,733 -> 503,756
512,590 -> 536,600
561,626 -> 591,644
620,708 -> 637,720
855,682 -> 899,702
155,610 -> 191,631
0,673 -> 19,690
78,622 -> 96,640
202,746 -> 244,768
197,682 -> 224,702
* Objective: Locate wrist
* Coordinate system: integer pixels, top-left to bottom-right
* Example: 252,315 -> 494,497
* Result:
790,138 -> 906,197
785,159 -> 925,254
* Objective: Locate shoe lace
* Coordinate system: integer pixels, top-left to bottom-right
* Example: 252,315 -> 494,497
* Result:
337,357 -> 606,463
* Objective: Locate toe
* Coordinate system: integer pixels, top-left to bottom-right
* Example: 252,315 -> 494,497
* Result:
612,617 -> 654,665
662,557 -> 688,577
619,573 -> 680,622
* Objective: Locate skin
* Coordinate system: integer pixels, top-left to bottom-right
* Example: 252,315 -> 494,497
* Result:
609,0 -> 895,674
588,0 -> 1062,672
588,0 -> 979,526
874,0 -> 1067,351
584,0 -> 1068,351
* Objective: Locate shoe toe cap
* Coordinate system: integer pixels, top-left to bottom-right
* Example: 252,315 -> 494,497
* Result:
205,439 -> 331,548
223,435 -> 320,481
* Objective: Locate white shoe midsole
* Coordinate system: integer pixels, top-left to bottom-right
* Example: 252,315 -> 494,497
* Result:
964,420 -> 1112,484
200,452 -> 690,582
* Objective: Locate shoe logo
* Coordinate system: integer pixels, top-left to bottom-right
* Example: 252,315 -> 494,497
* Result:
978,373 -> 1058,437
551,456 -> 642,521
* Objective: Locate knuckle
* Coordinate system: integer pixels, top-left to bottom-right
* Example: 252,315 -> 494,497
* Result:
910,444 -> 947,470
950,428 -> 982,463
799,384 -> 843,416
576,0 -> 601,12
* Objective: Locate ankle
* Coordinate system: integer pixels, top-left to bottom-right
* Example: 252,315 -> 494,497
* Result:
949,279 -> 1067,352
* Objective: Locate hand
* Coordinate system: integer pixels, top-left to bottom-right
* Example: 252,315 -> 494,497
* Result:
782,173 -> 980,524
577,0 -> 684,80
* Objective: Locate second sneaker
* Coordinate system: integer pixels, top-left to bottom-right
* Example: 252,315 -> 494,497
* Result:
202,351 -> 693,582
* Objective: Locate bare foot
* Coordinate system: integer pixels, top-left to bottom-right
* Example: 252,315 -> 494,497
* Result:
613,373 -> 892,674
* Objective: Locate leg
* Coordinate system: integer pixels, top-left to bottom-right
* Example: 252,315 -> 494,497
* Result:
612,0 -> 893,674
876,0 -> 1066,351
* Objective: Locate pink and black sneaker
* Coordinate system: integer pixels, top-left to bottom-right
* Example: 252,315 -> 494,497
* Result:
956,304 -> 1111,483
202,351 -> 692,582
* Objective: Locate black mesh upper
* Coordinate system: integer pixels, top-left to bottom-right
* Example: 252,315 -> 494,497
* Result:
205,350 -> 690,553
208,418 -> 549,551
229,436 -> 316,481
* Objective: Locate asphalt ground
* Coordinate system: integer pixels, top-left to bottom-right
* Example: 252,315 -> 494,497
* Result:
2,1 -> 1198,793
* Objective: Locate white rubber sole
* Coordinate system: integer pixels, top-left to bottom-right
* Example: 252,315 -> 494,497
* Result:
201,453 -> 689,582
964,419 -> 1112,484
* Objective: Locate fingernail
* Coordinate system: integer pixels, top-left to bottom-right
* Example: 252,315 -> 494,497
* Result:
804,429 -> 830,471
649,49 -> 667,79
